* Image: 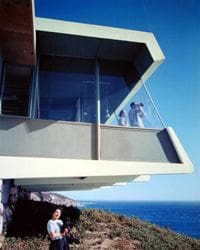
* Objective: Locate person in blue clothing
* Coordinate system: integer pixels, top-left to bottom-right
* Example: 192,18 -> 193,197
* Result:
47,208 -> 69,250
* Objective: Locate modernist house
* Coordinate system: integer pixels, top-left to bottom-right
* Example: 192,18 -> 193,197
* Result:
0,0 -> 193,228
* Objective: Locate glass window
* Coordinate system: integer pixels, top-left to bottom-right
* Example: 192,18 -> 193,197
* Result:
37,56 -> 164,128
99,59 -> 164,129
99,59 -> 137,124
38,55 -> 96,123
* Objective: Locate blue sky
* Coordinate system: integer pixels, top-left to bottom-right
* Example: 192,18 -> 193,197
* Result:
35,0 -> 200,201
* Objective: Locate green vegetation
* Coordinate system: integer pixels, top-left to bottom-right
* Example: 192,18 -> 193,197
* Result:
3,209 -> 200,250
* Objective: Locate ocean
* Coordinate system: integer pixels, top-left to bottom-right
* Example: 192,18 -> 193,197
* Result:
79,201 -> 200,240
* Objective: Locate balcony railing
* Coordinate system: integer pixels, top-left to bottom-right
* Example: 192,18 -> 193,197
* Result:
0,116 -> 180,164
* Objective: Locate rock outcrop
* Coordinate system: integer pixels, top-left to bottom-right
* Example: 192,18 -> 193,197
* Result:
3,185 -> 79,237
6,198 -> 81,237
30,192 -> 77,207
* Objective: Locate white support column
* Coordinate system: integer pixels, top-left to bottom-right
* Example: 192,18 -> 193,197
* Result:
95,59 -> 101,160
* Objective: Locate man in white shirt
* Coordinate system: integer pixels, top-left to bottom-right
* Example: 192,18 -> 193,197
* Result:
128,102 -> 145,128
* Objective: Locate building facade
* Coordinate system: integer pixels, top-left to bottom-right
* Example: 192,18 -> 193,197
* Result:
0,0 -> 193,233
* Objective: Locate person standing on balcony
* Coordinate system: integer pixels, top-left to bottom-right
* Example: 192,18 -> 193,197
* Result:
128,102 -> 146,128
118,110 -> 128,126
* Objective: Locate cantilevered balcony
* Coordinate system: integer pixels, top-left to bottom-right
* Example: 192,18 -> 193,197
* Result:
0,116 -> 192,175
0,16 -> 193,191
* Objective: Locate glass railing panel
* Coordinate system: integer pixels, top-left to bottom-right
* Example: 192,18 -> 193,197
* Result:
104,84 -> 165,129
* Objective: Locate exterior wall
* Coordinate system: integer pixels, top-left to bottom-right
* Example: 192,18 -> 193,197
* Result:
0,56 -> 3,119
0,116 -> 96,160
0,116 -> 180,163
0,0 -> 36,65
101,126 -> 180,163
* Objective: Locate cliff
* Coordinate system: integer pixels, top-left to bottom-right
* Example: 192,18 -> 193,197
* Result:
3,209 -> 200,250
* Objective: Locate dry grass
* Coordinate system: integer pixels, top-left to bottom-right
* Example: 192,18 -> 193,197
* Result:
3,209 -> 200,250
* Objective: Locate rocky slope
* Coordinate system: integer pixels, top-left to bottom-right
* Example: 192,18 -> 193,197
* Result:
3,209 -> 200,250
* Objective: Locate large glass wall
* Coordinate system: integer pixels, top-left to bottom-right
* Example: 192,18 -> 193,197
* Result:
38,55 -> 96,123
0,56 -> 164,129
37,55 -> 164,128
99,59 -> 137,124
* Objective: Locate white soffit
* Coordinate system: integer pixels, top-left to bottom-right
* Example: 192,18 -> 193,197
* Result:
14,175 -> 150,191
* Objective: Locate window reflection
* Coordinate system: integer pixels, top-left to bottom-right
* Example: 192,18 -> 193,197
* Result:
99,59 -> 164,129
39,55 -> 96,123
111,86 -> 164,129
99,59 -> 137,124
37,55 -> 164,129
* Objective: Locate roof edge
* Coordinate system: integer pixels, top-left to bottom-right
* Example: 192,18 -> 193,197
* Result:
35,17 -> 165,62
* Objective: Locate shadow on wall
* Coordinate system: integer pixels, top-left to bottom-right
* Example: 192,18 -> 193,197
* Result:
6,199 -> 81,237
0,116 -> 56,132
157,130 -> 180,163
